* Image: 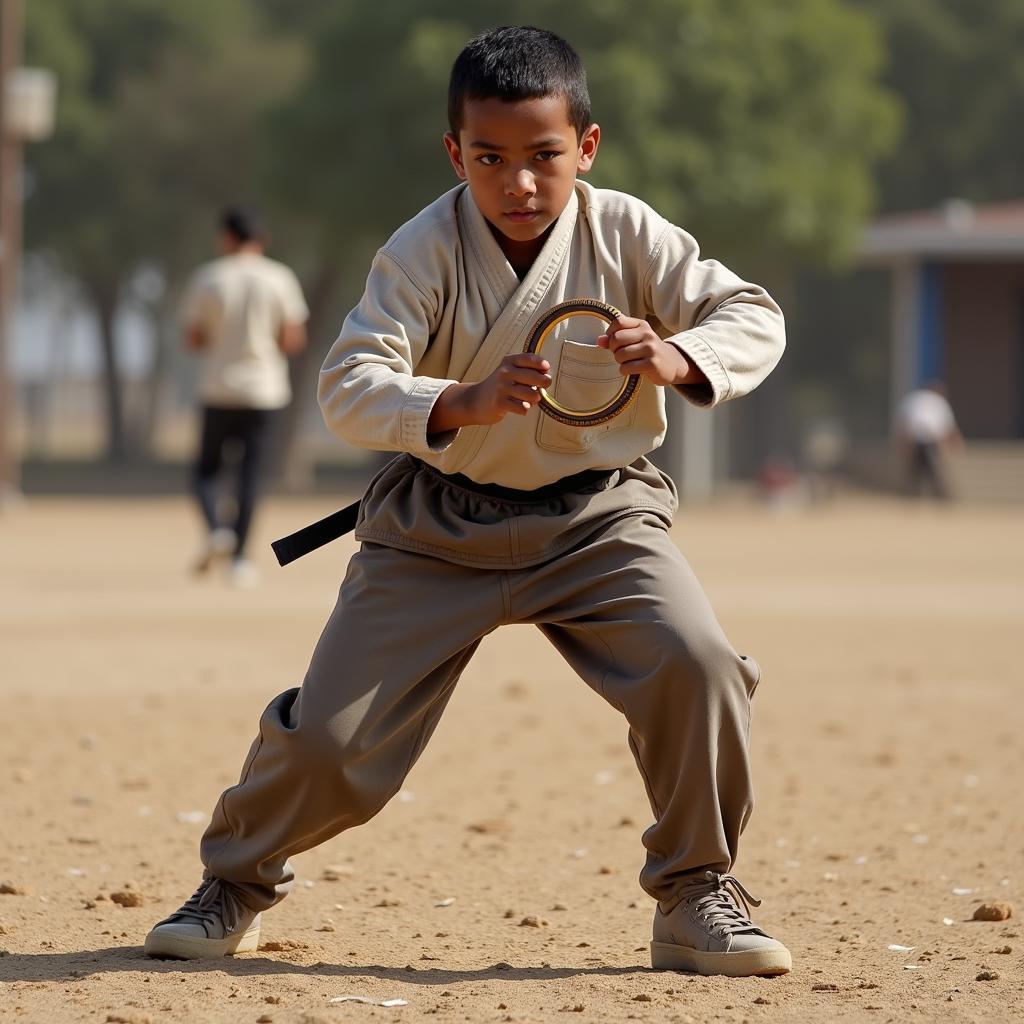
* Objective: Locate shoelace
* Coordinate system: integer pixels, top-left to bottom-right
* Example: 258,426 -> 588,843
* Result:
163,874 -> 248,935
681,871 -> 766,938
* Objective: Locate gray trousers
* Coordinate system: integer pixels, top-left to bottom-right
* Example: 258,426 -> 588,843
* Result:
200,505 -> 760,912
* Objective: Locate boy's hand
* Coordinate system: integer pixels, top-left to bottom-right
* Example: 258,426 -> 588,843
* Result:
471,353 -> 553,422
429,354 -> 552,433
597,315 -> 697,387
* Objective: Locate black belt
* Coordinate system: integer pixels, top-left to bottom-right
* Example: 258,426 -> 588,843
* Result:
271,500 -> 362,566
271,462 -> 617,567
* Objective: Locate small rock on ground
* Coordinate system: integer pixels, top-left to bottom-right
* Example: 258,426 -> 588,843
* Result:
110,891 -> 144,908
973,902 -> 1013,922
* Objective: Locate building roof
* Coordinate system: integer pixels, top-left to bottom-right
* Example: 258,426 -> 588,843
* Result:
862,199 -> 1024,262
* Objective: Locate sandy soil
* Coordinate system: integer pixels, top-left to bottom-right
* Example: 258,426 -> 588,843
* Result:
1,493 -> 1021,1024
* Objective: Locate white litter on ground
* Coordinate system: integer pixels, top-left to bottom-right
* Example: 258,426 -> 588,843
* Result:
329,995 -> 409,1007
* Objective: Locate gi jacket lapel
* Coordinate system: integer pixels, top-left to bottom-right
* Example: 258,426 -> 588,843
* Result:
458,185 -> 579,384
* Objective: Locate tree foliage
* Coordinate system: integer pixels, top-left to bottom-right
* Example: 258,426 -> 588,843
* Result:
858,0 -> 1024,211
26,0 -> 304,291
25,0 -> 304,458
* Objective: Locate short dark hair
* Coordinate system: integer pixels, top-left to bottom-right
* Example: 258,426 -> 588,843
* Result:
448,26 -> 592,139
220,206 -> 266,244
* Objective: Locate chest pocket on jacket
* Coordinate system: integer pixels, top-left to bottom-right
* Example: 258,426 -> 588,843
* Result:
536,341 -> 639,454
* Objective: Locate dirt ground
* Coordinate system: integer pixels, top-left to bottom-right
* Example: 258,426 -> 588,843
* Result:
1,492 -> 1021,1024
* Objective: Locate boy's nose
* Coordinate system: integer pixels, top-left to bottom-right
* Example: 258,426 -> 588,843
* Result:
505,168 -> 536,198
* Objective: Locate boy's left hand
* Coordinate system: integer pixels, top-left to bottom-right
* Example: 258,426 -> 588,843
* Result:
596,316 -> 695,387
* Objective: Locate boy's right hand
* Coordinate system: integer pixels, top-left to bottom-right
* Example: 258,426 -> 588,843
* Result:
471,354 -> 552,422
429,354 -> 552,432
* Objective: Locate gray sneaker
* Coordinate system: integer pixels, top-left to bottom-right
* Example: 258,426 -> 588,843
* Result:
144,872 -> 261,959
650,871 -> 792,977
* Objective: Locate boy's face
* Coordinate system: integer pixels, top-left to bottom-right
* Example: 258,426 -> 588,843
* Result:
444,95 -> 599,267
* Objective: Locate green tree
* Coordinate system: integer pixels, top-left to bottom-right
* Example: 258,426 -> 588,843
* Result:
25,0 -> 303,460
858,0 -> 1024,210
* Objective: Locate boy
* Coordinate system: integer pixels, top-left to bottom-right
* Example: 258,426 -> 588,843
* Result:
145,27 -> 791,978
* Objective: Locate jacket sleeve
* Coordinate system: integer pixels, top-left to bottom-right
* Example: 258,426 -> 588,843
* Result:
644,222 -> 785,408
318,250 -> 461,455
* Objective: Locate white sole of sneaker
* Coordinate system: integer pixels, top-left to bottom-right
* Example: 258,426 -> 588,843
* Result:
144,919 -> 261,960
650,940 -> 792,977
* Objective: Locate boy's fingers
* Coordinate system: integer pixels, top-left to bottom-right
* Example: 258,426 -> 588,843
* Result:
508,354 -> 550,372
509,368 -> 552,388
597,315 -> 641,347
618,357 -> 654,375
507,384 -> 544,404
608,314 -> 644,334
607,340 -> 654,365
604,326 -> 650,352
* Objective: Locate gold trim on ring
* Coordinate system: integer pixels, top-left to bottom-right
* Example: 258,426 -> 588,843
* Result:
523,299 -> 640,427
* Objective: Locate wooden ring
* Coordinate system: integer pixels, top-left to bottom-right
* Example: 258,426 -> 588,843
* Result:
523,299 -> 640,427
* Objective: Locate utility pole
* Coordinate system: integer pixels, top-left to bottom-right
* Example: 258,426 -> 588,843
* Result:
0,2 -> 55,501
0,0 -> 23,501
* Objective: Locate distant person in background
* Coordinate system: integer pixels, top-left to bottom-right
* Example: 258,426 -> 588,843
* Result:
895,380 -> 962,500
755,452 -> 800,508
182,206 -> 309,585
800,416 -> 849,505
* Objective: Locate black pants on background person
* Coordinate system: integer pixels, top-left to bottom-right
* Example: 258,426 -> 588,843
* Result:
194,406 -> 274,558
908,440 -> 951,501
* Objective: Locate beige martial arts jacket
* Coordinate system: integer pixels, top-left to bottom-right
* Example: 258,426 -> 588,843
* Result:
319,180 -> 784,490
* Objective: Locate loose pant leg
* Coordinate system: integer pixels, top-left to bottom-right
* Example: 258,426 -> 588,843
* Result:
920,441 -> 951,500
194,407 -> 229,531
513,514 -> 760,908
909,442 -> 929,497
232,409 -> 272,557
200,542 -> 505,911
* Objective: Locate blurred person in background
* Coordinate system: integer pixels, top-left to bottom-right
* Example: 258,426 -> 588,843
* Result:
895,380 -> 962,501
182,206 -> 309,585
800,416 -> 849,504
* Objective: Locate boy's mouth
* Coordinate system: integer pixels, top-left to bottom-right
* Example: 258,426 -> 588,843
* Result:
504,208 -> 540,223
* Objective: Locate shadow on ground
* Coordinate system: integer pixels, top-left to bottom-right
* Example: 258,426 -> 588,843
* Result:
0,946 -> 671,985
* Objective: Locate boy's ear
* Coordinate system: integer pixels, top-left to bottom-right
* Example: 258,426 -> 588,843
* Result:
443,132 -> 467,180
576,123 -> 601,175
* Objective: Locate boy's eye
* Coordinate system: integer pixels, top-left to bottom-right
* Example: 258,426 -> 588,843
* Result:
535,151 -> 560,162
476,154 -> 502,166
